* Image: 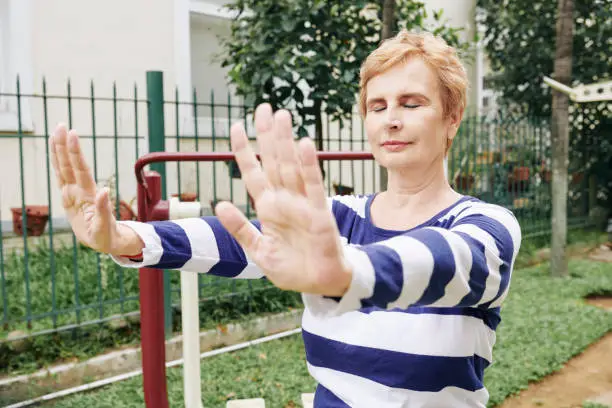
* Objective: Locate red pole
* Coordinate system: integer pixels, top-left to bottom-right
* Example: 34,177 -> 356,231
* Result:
138,171 -> 169,408
130,151 -> 374,407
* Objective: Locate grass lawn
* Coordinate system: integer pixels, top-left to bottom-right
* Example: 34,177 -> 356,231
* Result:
0,242 -> 302,377
47,258 -> 612,408
0,241 -> 279,336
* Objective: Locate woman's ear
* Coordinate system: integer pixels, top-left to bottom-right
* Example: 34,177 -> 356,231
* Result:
445,110 -> 463,153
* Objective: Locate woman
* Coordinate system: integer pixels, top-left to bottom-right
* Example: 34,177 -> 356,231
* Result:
50,30 -> 521,407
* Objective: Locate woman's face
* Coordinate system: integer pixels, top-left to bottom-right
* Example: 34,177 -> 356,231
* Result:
364,57 -> 459,173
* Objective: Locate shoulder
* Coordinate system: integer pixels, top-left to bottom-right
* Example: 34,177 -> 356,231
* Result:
451,198 -> 522,251
454,197 -> 518,222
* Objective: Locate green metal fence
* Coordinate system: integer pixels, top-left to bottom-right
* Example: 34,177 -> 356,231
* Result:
0,72 -> 599,342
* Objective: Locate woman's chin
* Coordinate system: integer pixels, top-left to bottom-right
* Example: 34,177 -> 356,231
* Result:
378,154 -> 421,171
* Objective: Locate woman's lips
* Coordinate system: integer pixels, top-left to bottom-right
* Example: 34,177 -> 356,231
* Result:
381,140 -> 412,151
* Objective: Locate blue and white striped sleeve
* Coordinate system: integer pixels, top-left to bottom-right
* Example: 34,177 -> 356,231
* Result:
303,203 -> 522,317
110,217 -> 265,279
111,197 -> 338,279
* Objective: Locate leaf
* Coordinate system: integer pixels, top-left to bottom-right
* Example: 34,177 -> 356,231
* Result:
297,126 -> 309,138
276,86 -> 293,101
218,0 -> 470,137
281,19 -> 296,32
342,69 -> 354,83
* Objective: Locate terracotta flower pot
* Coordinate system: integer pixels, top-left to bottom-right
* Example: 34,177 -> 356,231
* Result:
512,166 -> 530,181
11,205 -> 49,236
454,174 -> 475,190
172,192 -> 198,202
507,167 -> 530,193
111,200 -> 136,221
571,172 -> 584,185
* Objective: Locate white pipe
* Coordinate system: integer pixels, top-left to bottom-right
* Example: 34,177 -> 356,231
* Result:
169,197 -> 202,219
5,328 -> 302,408
170,196 -> 205,407
543,76 -> 576,99
180,270 -> 203,408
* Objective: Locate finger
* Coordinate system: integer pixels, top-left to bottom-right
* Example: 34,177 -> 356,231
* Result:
214,201 -> 262,254
95,187 -> 114,223
230,122 -> 268,201
50,127 -> 65,187
67,130 -> 97,195
254,103 -> 281,187
274,110 -> 305,195
298,137 -> 328,210
53,124 -> 76,185
91,188 -> 114,251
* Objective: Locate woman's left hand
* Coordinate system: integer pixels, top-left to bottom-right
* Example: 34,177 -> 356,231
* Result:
215,103 -> 352,297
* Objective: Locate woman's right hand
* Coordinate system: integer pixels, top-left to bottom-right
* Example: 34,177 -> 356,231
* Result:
50,124 -> 143,257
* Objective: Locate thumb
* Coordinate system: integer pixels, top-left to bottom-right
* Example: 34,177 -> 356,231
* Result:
215,201 -> 261,254
94,187 -> 115,233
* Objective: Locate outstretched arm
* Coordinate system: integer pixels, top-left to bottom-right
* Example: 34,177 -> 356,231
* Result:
111,217 -> 265,279
302,203 -> 522,317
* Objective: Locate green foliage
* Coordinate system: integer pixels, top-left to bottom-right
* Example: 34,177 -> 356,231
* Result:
485,259 -> 612,406
0,319 -> 141,378
476,0 -> 612,207
219,0 -> 467,141
0,244 -> 301,376
1,241 -> 141,334
583,403 -> 611,408
477,0 -> 610,118
49,259 -> 612,408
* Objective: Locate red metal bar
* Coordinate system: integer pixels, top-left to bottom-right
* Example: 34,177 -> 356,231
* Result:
134,151 -> 374,186
138,171 -> 169,408
134,151 -> 374,407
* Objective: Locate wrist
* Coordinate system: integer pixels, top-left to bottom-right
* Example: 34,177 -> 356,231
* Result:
111,223 -> 144,258
327,260 -> 353,297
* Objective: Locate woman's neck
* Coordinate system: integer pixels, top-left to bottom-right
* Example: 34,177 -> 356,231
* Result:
382,161 -> 460,211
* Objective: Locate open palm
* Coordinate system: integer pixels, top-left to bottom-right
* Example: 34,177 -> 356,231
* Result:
50,125 -> 140,256
216,104 -> 351,297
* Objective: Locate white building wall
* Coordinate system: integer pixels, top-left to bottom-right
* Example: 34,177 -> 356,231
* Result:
423,0 -> 479,111
1,0 -> 182,231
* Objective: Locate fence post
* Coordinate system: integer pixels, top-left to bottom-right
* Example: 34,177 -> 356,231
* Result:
146,71 -> 173,338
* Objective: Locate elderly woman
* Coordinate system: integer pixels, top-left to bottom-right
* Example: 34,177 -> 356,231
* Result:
51,30 -> 521,407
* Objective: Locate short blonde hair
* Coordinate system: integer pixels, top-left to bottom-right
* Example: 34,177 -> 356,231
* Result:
359,30 -> 468,119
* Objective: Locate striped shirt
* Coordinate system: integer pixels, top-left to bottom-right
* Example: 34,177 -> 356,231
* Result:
114,194 -> 521,407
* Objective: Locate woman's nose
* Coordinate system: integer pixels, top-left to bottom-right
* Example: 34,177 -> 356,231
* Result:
386,117 -> 403,131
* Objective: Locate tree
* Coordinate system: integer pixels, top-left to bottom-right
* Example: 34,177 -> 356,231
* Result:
219,0 -> 466,155
381,0 -> 397,40
476,0 -> 609,119
378,0 -> 397,190
477,0 -> 611,275
550,0 -> 574,277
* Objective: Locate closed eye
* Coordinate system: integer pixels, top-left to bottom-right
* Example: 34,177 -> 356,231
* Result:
404,104 -> 420,109
370,106 -> 386,112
